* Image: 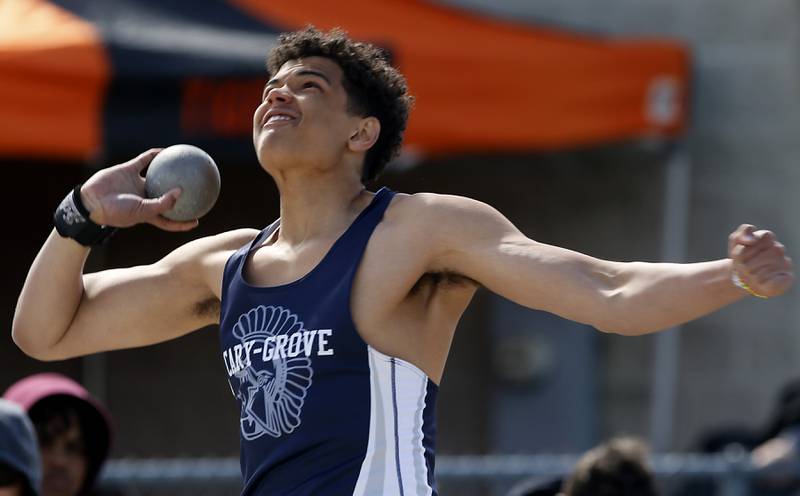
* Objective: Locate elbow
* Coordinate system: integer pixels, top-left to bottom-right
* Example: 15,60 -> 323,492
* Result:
11,321 -> 35,357
590,288 -> 657,336
587,289 -> 627,334
593,309 -> 671,336
594,322 -> 621,334
11,322 -> 64,362
593,318 -> 639,335
595,323 -> 653,336
12,330 -> 49,361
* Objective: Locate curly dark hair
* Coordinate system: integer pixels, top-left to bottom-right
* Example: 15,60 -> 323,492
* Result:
266,26 -> 413,183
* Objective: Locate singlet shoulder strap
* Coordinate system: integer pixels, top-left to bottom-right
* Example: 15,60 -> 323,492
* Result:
322,187 -> 395,279
245,218 -> 281,255
220,219 -> 280,301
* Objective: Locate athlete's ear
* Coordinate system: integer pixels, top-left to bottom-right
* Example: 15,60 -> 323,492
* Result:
347,116 -> 380,153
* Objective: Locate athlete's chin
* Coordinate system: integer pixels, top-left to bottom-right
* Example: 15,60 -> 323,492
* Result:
256,125 -> 301,144
256,152 -> 282,175
255,144 -> 295,176
255,135 -> 288,163
255,132 -> 314,161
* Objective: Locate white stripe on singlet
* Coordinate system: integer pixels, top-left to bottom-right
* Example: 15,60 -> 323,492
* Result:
353,347 -> 433,496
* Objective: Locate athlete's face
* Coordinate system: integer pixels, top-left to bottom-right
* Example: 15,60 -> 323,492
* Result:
253,57 -> 364,175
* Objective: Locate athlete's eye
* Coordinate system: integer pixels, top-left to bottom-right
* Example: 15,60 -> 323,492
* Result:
302,81 -> 320,90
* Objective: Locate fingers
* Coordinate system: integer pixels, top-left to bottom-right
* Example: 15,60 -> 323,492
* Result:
731,235 -> 789,277
748,263 -> 792,287
741,243 -> 788,272
729,225 -> 794,297
763,271 -> 796,292
728,224 -> 760,253
132,188 -> 195,231
148,216 -> 200,232
729,228 -> 777,260
138,187 -> 181,215
731,234 -> 781,264
126,148 -> 164,174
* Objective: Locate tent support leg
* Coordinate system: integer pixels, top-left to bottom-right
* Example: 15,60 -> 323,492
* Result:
649,143 -> 692,452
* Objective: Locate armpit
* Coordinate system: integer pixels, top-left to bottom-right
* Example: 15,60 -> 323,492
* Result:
194,296 -> 221,319
410,271 -> 480,295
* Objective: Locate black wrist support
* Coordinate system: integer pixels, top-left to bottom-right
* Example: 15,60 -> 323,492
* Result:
53,185 -> 118,246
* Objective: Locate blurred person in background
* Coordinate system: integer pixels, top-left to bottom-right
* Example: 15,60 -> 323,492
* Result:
11,26 -> 794,495
3,374 -> 112,496
507,437 -> 658,496
749,378 -> 800,495
674,426 -> 759,496
0,399 -> 41,496
560,437 -> 659,496
675,379 -> 800,496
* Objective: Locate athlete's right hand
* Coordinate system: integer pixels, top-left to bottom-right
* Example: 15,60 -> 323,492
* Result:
79,149 -> 199,232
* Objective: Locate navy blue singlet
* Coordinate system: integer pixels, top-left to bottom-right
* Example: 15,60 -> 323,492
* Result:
219,187 -> 439,496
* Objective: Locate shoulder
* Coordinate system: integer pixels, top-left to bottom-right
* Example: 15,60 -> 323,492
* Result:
158,228 -> 260,273
151,228 -> 261,299
379,191 -> 523,276
386,191 -> 500,225
384,192 -> 516,240
388,191 -> 489,210
188,228 -> 261,253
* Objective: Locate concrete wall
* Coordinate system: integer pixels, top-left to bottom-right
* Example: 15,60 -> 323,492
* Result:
438,0 -> 800,450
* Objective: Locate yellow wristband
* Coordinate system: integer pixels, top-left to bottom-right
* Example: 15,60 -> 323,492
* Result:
732,270 -> 768,299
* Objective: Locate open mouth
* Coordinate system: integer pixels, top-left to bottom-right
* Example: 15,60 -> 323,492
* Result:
264,115 -> 294,126
262,110 -> 298,128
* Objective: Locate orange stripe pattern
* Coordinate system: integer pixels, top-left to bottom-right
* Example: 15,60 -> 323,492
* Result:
230,0 -> 689,153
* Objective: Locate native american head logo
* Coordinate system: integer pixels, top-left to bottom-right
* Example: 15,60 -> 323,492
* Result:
231,305 -> 314,440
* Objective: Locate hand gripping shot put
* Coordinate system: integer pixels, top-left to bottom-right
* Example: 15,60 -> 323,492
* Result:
52,144 -> 219,245
14,27 -> 795,496
144,144 -> 221,222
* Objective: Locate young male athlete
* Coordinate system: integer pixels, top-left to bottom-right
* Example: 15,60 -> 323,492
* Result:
12,28 -> 794,495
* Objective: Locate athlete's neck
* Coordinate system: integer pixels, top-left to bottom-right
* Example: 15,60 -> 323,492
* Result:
272,169 -> 370,246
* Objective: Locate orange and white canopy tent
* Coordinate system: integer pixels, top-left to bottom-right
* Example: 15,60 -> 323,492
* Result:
0,0 -> 689,163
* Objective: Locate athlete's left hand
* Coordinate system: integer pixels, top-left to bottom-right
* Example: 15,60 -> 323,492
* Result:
728,224 -> 794,298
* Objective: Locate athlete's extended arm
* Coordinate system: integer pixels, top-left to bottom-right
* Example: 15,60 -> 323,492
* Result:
12,150 -> 249,360
418,194 -> 794,335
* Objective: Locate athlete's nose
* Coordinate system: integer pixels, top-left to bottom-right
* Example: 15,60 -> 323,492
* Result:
266,85 -> 294,106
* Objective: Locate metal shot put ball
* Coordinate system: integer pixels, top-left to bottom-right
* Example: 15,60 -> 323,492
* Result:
144,144 -> 221,221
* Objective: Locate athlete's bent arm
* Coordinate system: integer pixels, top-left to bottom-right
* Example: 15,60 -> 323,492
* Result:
416,194 -> 793,335
13,228 -> 253,361
12,149 -> 256,360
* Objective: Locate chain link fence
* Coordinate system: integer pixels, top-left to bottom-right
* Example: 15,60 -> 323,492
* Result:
97,451 -> 799,495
